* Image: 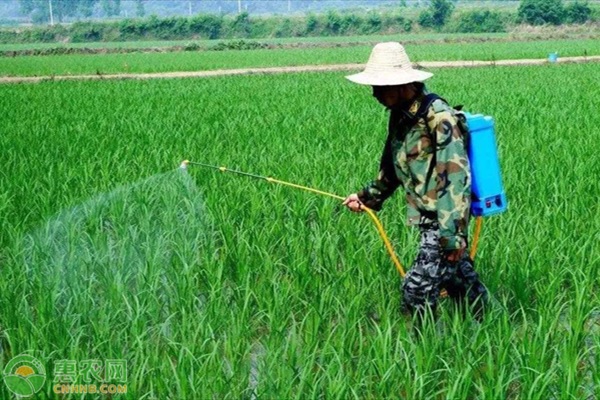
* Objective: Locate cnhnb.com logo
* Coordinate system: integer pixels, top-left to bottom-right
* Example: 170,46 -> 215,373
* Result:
3,354 -> 47,397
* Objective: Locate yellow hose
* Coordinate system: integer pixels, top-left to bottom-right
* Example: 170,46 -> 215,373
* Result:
265,178 -> 345,201
362,207 -> 407,277
470,216 -> 483,260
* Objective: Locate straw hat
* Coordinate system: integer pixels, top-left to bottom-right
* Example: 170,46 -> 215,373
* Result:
346,42 -> 433,86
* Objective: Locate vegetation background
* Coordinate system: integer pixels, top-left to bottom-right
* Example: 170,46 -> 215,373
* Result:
0,0 -> 599,44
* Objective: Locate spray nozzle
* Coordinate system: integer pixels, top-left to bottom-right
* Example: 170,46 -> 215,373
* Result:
179,160 -> 190,170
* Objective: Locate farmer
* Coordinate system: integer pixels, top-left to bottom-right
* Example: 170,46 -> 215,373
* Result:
343,42 -> 488,320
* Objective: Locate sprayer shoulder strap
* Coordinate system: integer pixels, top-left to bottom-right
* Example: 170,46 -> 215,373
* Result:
410,93 -> 446,196
407,93 -> 446,140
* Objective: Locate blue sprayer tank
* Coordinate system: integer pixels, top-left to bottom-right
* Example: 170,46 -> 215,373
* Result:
464,113 -> 507,217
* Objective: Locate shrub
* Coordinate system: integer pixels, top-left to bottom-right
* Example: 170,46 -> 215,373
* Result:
305,13 -> 319,34
119,19 -> 145,39
24,25 -> 65,42
340,13 -> 363,34
518,0 -> 564,25
325,11 -> 342,35
430,0 -> 455,26
274,18 -> 293,38
591,4 -> 600,21
189,14 -> 223,40
419,0 -> 454,29
183,42 -> 201,51
361,12 -> 382,34
172,17 -> 191,37
564,1 -> 591,24
0,30 -> 18,43
418,10 -> 435,28
147,16 -> 183,39
71,23 -> 104,42
229,12 -> 252,38
455,10 -> 507,33
209,40 -> 268,51
384,14 -> 412,33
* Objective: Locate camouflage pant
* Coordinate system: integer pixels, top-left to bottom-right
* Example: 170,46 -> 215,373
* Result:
402,222 -> 488,317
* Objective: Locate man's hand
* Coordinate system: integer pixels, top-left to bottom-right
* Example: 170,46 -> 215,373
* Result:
343,193 -> 364,213
443,247 -> 466,262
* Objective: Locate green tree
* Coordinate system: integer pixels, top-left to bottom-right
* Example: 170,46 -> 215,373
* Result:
305,13 -> 319,34
325,10 -> 341,34
431,0 -> 454,26
365,12 -> 383,33
518,0 -> 564,25
189,14 -> 223,39
564,1 -> 591,23
418,10 -> 434,27
455,10 -> 506,33
418,0 -> 454,29
230,11 -> 251,37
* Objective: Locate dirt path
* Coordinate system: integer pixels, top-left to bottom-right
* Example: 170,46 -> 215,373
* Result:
2,55 -> 599,84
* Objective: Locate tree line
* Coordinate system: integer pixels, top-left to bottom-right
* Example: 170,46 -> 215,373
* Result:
1,0 -> 597,44
419,0 -> 594,28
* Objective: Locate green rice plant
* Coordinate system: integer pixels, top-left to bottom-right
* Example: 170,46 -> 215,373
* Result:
0,63 -> 599,398
1,38 -> 600,77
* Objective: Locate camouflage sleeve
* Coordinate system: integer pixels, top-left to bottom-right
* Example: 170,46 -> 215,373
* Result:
356,122 -> 403,211
434,112 -> 471,250
357,168 -> 401,211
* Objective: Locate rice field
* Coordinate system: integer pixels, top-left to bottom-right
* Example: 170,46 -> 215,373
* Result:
1,62 -> 599,398
1,38 -> 600,77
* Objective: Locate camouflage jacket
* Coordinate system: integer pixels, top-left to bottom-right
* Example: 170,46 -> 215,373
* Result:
357,93 -> 471,251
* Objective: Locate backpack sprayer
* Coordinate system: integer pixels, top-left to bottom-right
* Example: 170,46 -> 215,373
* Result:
178,96 -> 506,310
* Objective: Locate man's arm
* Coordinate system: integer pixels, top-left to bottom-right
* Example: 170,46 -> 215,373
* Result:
356,132 -> 402,211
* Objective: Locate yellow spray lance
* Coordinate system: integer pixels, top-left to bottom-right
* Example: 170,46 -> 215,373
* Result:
180,160 -> 483,283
